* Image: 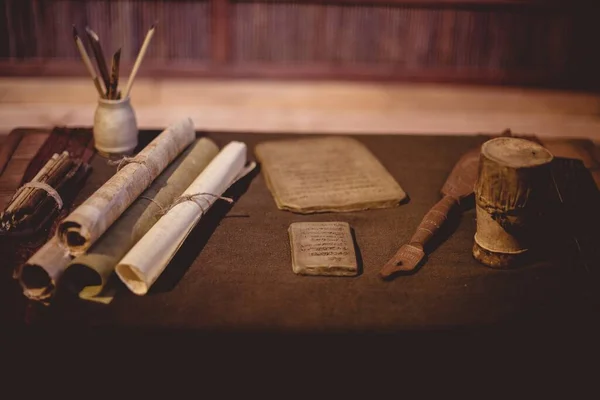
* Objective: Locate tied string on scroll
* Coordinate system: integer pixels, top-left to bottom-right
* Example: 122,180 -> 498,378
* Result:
57,119 -> 197,257
140,192 -> 234,217
107,155 -> 148,171
11,181 -> 64,210
113,143 -> 252,296
136,161 -> 256,217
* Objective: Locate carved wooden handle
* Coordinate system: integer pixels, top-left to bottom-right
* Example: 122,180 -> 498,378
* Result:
409,195 -> 458,248
380,195 -> 460,278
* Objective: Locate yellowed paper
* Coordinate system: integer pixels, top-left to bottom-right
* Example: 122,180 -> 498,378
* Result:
289,222 -> 357,277
15,237 -> 72,304
255,137 -> 406,213
57,118 -> 196,255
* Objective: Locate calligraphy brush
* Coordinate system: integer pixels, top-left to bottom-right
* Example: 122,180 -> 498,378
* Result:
72,25 -> 105,98
108,48 -> 122,100
124,23 -> 156,98
85,26 -> 111,96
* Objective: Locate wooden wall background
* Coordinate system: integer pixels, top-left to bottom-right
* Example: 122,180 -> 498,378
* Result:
0,0 -> 597,89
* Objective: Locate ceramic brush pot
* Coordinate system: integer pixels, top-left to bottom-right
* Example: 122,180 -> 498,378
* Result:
93,96 -> 138,157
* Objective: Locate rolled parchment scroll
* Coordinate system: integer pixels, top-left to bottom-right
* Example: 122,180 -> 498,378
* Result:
15,237 -> 72,304
116,141 -> 249,295
63,138 -> 219,303
57,118 -> 195,255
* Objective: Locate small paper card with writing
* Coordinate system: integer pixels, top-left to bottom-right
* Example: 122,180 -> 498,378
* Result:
288,222 -> 358,276
255,137 -> 406,213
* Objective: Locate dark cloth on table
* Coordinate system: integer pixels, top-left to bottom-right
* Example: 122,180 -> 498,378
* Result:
3,131 -> 600,335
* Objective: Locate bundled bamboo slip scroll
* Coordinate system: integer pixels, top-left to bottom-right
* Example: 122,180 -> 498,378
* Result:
473,137 -> 553,268
255,137 -> 406,213
1,151 -> 90,236
116,141 -> 251,295
57,118 -> 195,255
63,138 -> 219,303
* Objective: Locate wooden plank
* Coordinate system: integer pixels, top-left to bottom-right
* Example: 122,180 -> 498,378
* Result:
2,78 -> 600,141
3,102 -> 600,140
234,0 -> 562,5
0,0 -> 591,89
0,59 -> 580,89
212,0 -> 231,64
0,128 -> 49,210
232,0 -> 588,10
4,78 -> 600,114
0,129 -> 25,177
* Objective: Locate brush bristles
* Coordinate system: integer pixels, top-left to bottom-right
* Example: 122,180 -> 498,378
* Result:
85,26 -> 99,41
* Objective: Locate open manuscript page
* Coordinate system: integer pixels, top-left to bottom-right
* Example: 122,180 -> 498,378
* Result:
256,137 -> 406,214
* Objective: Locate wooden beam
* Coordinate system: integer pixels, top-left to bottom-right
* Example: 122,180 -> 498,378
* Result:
231,0 -> 584,10
0,59 -> 586,90
212,0 -> 231,64
2,78 -> 600,140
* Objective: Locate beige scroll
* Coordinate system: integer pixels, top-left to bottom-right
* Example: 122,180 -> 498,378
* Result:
288,222 -> 358,277
255,137 -> 406,214
62,138 -> 219,303
116,141 -> 250,295
57,118 -> 196,256
15,237 -> 72,304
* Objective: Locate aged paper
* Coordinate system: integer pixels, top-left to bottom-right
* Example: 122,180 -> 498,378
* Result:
255,137 -> 406,213
63,138 -> 219,303
115,141 -> 251,295
15,237 -> 72,304
57,118 -> 196,255
288,222 -> 357,276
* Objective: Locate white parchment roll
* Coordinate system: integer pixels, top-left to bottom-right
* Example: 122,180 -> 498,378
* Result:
115,141 -> 248,295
